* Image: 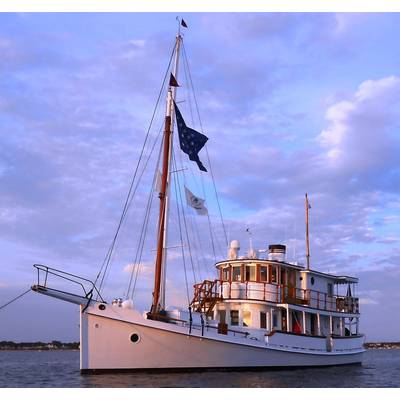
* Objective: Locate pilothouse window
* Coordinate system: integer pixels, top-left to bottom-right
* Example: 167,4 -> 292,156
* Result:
260,266 -> 268,282
222,267 -> 230,281
270,266 -> 278,283
245,265 -> 256,281
232,266 -> 241,281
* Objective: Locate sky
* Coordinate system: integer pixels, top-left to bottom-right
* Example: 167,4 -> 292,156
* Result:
1,13 -> 400,342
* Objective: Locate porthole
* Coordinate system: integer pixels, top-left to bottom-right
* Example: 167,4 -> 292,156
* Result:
130,333 -> 140,343
94,323 -> 100,328
99,304 -> 106,311
311,277 -> 315,285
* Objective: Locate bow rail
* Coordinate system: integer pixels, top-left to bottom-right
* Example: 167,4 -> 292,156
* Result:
32,264 -> 105,304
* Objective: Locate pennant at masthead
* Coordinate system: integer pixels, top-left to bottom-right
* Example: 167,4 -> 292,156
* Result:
169,73 -> 180,87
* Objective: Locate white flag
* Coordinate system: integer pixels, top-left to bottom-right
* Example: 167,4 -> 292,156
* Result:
184,186 -> 208,216
155,170 -> 162,193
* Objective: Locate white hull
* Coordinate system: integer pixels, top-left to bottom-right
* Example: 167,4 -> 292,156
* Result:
80,303 -> 364,372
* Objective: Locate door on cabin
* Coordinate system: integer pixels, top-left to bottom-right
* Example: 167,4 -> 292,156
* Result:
287,269 -> 297,301
281,311 -> 287,332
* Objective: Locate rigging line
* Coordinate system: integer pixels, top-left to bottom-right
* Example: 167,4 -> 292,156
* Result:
0,288 -> 31,311
128,136 -> 163,299
123,120 -> 164,220
182,43 -> 228,247
128,157 -> 161,298
172,148 -> 197,284
173,127 -> 205,281
129,177 -> 156,300
188,209 -> 210,279
172,111 -> 209,279
132,136 -> 163,298
173,134 -> 204,281
171,151 -> 191,305
122,122 -> 163,296
182,47 -> 195,127
205,147 -> 227,248
198,169 -> 218,264
100,123 -> 162,295
128,130 -> 164,297
180,142 -> 217,263
185,206 -> 203,281
206,211 -> 218,263
96,40 -> 177,295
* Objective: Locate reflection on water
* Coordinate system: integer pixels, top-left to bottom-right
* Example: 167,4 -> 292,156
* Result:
0,349 -> 399,388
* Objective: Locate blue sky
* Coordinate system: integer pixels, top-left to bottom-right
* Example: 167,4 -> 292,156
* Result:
1,13 -> 400,342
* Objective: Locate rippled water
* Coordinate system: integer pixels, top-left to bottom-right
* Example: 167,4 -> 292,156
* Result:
0,349 -> 399,387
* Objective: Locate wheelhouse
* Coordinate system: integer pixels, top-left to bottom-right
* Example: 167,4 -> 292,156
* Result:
191,244 -> 360,341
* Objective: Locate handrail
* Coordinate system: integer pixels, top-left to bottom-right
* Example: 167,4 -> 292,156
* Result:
204,323 -> 249,338
33,264 -> 105,303
192,279 -> 359,314
153,313 -> 249,338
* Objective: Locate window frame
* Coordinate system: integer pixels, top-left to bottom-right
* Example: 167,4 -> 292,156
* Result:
260,311 -> 267,329
242,310 -> 251,327
232,266 -> 241,282
230,310 -> 239,326
260,265 -> 269,282
245,264 -> 256,281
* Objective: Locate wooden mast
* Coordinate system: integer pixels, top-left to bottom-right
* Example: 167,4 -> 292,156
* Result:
150,33 -> 182,316
305,193 -> 310,270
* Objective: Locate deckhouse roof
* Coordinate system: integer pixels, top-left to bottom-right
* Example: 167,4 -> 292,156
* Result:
301,269 -> 358,284
214,258 -> 305,271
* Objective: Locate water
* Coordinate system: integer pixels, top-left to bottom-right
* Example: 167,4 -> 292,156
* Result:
0,349 -> 399,387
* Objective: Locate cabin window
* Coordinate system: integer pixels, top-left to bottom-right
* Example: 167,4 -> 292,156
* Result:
222,267 -> 230,281
270,265 -> 278,283
272,310 -> 278,328
242,311 -> 251,327
311,277 -> 315,285
280,268 -> 286,285
327,283 -> 333,297
230,310 -> 239,326
260,312 -> 267,329
219,310 -> 226,324
232,266 -> 241,281
245,265 -> 256,281
260,266 -> 268,282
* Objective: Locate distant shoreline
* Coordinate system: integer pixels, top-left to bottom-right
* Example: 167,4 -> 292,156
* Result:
0,341 -> 79,350
1,340 -> 399,350
364,342 -> 400,349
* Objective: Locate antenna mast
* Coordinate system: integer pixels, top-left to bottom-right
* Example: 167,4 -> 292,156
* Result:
305,193 -> 311,270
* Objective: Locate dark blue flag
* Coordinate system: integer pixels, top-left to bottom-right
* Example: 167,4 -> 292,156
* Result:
174,102 -> 208,172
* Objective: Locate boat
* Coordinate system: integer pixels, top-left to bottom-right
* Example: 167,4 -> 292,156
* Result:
31,21 -> 365,373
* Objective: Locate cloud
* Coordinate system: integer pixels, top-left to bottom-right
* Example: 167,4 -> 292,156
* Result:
317,76 -> 400,175
123,262 -> 153,277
